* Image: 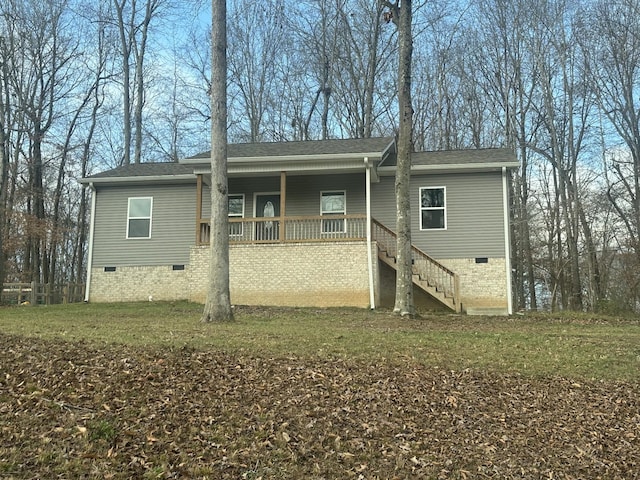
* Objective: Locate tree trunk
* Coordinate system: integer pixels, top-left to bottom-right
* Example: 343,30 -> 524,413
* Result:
0,43 -> 8,286
390,0 -> 414,316
133,0 -> 157,164
202,0 -> 233,322
114,0 -> 132,165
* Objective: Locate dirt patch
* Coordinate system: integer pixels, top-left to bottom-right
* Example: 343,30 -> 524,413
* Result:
1,333 -> 638,479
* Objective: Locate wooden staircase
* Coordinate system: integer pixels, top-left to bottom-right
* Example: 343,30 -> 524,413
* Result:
372,219 -> 461,313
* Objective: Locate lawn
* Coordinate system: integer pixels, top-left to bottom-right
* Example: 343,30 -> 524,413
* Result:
1,303 -> 639,478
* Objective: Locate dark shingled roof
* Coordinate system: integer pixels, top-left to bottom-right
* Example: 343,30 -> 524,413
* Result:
83,162 -> 193,180
82,143 -> 516,182
411,148 -> 516,166
187,137 -> 395,159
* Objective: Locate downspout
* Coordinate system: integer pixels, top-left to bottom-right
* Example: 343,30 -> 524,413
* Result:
84,182 -> 97,302
365,157 -> 376,309
502,167 -> 513,314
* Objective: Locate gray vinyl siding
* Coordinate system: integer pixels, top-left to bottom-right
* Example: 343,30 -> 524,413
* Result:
203,174 -> 366,218
92,183 -> 196,266
371,171 -> 506,258
286,174 -> 366,216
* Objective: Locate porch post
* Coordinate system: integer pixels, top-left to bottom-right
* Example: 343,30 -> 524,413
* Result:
280,171 -> 287,241
365,158 -> 376,309
196,174 -> 203,245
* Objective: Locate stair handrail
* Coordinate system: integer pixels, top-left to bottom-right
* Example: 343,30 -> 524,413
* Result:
372,219 -> 461,312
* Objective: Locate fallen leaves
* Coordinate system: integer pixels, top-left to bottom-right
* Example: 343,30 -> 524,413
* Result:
0,332 -> 639,479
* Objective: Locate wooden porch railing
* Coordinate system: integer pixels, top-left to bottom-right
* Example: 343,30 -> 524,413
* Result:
197,214 -> 368,245
372,219 -> 461,312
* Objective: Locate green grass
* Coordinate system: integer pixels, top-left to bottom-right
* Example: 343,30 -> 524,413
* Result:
1,301 -> 639,381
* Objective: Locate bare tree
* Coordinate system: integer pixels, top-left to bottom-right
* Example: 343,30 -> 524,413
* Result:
202,0 -> 233,322
331,0 -> 394,138
227,0 -> 284,142
3,0 -> 82,283
472,0 -> 541,310
0,33 -> 11,286
583,0 -> 640,281
47,11 -> 110,286
381,0 -> 414,316
112,0 -> 161,165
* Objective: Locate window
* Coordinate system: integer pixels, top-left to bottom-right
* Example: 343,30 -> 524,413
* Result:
321,190 -> 346,233
420,187 -> 446,230
228,194 -> 244,236
127,197 -> 152,238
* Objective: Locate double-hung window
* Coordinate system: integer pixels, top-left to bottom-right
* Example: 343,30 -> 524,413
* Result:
228,194 -> 244,236
321,190 -> 346,233
420,187 -> 446,230
127,197 -> 153,238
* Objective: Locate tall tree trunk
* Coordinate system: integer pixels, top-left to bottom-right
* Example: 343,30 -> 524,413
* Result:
383,0 -> 414,316
133,0 -> 157,163
30,124 -> 46,283
0,41 -> 8,287
202,0 -> 233,322
363,4 -> 383,138
114,0 -> 132,165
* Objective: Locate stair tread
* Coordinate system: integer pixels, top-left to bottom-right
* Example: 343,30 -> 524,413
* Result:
375,229 -> 459,312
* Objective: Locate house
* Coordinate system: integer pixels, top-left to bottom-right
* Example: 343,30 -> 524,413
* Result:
79,137 -> 518,314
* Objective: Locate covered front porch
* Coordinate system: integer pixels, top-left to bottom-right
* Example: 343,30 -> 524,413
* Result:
193,163 -> 375,246
183,137 -> 460,312
192,168 -> 460,312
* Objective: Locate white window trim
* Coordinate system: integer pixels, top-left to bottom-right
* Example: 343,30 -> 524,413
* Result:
126,197 -> 153,239
228,193 -> 245,236
320,190 -> 347,234
419,186 -> 447,231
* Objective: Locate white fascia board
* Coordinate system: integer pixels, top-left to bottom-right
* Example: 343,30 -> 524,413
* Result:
180,152 -> 384,166
78,174 -> 196,185
377,162 -> 520,176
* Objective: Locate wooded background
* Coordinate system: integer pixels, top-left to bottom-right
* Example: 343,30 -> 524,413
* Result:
1,0 -> 638,312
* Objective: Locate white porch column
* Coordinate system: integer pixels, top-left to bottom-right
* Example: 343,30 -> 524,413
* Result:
365,157 -> 375,309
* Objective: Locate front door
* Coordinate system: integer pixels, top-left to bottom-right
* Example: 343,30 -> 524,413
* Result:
255,194 -> 280,241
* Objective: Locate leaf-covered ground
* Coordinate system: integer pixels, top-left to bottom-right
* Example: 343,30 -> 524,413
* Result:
1,333 -> 639,479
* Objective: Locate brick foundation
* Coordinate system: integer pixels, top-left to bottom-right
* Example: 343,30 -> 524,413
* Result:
190,242 -> 377,308
89,265 -> 189,302
439,258 -> 509,312
377,257 -> 508,313
88,248 -> 508,313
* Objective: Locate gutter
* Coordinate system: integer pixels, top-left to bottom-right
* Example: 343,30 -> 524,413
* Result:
502,167 -> 514,314
365,157 -> 376,309
84,182 -> 97,302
